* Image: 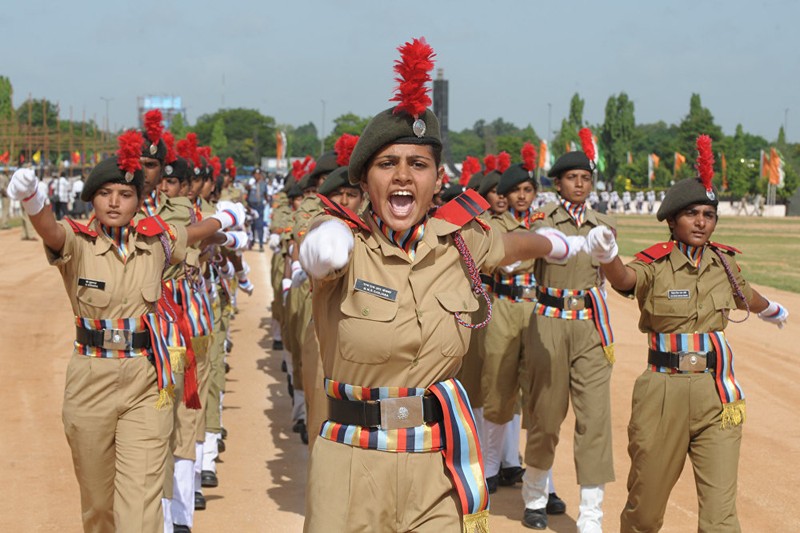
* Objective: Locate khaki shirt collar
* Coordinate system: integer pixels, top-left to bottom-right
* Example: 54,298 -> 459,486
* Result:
552,201 -> 599,228
669,243 -> 716,274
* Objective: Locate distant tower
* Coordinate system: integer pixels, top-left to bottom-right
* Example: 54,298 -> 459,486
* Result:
433,68 -> 458,177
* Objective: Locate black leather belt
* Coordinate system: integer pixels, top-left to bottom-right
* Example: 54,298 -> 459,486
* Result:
648,348 -> 717,371
479,274 -> 494,289
328,395 -> 443,430
536,290 -> 592,310
76,326 -> 151,351
491,283 -> 536,300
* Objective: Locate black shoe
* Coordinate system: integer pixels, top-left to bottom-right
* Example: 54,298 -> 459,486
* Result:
224,339 -> 233,353
498,466 -> 525,486
486,474 -> 499,494
287,376 -> 294,399
273,340 -> 284,351
546,492 -> 567,515
194,491 -> 206,511
300,424 -> 309,445
224,362 -> 230,374
217,438 -> 226,453
522,508 -> 547,530
280,359 -> 287,372
221,427 -> 227,439
292,419 -> 305,433
201,470 -> 218,488
173,525 -> 192,533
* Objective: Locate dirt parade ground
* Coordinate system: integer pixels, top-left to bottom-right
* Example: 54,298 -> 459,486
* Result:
1,224 -> 799,532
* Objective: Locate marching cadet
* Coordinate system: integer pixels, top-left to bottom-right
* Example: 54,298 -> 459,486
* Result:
521,128 -> 616,531
591,135 -> 789,533
268,189 -> 292,351
298,37 -> 579,533
5,130 -> 243,533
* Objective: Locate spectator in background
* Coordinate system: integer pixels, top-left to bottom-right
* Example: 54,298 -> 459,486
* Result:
246,168 -> 268,250
54,173 -> 70,220
70,175 -> 86,218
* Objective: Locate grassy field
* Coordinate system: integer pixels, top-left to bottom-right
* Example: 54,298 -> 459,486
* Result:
615,215 -> 800,293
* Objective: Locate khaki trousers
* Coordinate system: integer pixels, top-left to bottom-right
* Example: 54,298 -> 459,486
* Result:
620,371 -> 742,533
270,251 -> 284,326
205,305 -> 229,434
169,346 -> 195,461
300,318 -> 326,450
192,335 -> 212,442
523,315 -> 614,485
286,280 -> 311,391
62,354 -> 172,533
305,438 -> 461,533
480,297 -> 534,424
456,295 -> 488,408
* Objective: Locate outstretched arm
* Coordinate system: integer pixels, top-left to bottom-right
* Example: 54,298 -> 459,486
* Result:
8,169 -> 66,252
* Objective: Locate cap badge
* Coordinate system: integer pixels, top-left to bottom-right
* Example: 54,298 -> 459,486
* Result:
149,143 -> 157,155
706,189 -> 716,201
124,171 -> 134,183
412,118 -> 426,138
165,165 -> 173,175
194,167 -> 201,175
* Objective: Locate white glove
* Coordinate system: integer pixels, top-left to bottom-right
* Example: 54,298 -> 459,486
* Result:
218,259 -> 235,279
565,235 -> 589,259
222,231 -> 249,251
211,200 -> 246,230
299,220 -> 354,279
291,267 -> 308,288
535,227 -> 571,265
8,168 -> 45,215
267,233 -> 281,252
758,300 -> 788,329
587,226 -> 619,264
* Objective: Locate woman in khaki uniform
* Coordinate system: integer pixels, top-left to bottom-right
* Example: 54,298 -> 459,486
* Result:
299,38 -> 581,533
5,131 -> 243,533
593,135 -> 789,532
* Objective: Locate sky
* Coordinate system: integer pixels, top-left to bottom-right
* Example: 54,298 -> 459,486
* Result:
3,0 -> 798,144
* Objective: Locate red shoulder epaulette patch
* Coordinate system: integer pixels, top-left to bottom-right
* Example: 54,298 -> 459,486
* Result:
475,217 -> 491,231
316,193 -> 370,233
433,189 -> 489,227
634,241 -> 674,263
710,241 -> 742,255
136,215 -> 173,239
65,217 -> 97,237
532,211 -> 545,222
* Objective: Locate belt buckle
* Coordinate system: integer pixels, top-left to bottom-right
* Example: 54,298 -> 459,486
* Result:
379,396 -> 424,430
566,295 -> 583,310
521,286 -> 536,299
102,328 -> 132,350
678,351 -> 707,372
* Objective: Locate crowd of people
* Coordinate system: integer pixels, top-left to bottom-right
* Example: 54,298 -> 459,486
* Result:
5,37 -> 791,533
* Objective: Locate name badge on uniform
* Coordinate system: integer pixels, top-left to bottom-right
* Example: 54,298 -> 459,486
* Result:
354,278 -> 398,302
78,278 -> 106,290
667,289 -> 690,300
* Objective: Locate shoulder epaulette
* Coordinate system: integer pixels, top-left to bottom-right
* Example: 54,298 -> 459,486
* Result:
433,189 -> 489,227
531,211 -> 546,222
634,241 -> 674,263
316,193 -> 370,233
65,217 -> 97,238
709,241 -> 742,255
136,215 -> 175,240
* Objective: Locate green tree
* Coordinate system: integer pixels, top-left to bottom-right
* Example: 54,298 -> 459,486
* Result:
210,117 -> 228,153
324,113 -> 370,151
552,93 -> 585,158
600,92 -> 636,180
0,76 -> 13,121
16,98 -> 58,128
170,113 -> 188,138
194,108 -> 276,164
568,93 -> 585,128
677,94 -> 723,157
286,122 -> 320,158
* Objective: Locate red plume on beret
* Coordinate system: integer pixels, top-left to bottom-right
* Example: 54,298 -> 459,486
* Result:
483,154 -> 497,174
179,133 -> 201,168
144,109 -> 164,148
225,157 -> 236,179
459,156 -> 480,186
579,128 -> 595,162
210,156 -> 222,178
335,133 -> 359,167
163,131 -> 177,164
308,160 -> 317,174
695,134 -> 714,191
521,142 -> 537,173
197,146 -> 212,163
117,130 -> 144,179
497,151 -> 511,174
291,159 -> 303,181
389,37 -> 435,118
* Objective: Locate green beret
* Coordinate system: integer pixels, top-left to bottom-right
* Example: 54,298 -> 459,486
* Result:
163,157 -> 191,182
318,166 -> 356,197
304,151 -> 338,188
348,107 -> 441,185
440,183 -> 463,203
478,170 -> 502,197
497,164 -> 539,196
286,182 -> 303,199
81,156 -> 144,201
141,138 -> 167,162
548,151 -> 593,178
656,177 -> 719,221
466,171 -> 484,191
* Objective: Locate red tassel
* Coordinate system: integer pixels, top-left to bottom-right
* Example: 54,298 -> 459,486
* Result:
696,134 -> 714,191
184,133 -> 201,168
497,151 -> 511,174
210,156 -> 222,178
389,37 -> 436,118
225,156 -> 235,171
117,130 -> 144,175
144,109 -> 164,147
483,154 -> 497,174
335,133 -> 360,167
579,128 -> 595,161
163,132 -> 176,164
521,142 -> 537,172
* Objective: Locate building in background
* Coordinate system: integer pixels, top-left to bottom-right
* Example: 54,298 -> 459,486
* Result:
137,95 -> 186,129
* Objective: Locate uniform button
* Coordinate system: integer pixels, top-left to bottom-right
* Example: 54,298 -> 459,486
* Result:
411,359 -> 419,367
416,310 -> 423,318
698,303 -> 703,309
361,307 -> 370,316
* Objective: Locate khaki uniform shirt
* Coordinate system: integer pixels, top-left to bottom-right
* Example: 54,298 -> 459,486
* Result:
46,219 -> 187,320
624,244 -> 754,334
312,212 -> 504,389
486,211 -> 536,277
532,202 -> 615,290
292,196 -> 324,243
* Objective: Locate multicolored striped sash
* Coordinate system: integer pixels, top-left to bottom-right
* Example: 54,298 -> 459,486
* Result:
491,272 -> 536,302
158,280 -> 202,408
321,378 -> 489,532
74,313 -> 174,408
649,331 -> 744,427
534,286 -> 615,363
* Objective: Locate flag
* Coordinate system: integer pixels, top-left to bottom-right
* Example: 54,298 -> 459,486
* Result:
72,151 -> 81,165
674,152 -> 686,173
0,151 -> 8,164
538,140 -> 551,171
648,153 -> 660,184
32,150 -> 41,164
721,152 -> 728,191
592,135 -> 606,173
275,131 -> 285,161
768,148 -> 785,187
